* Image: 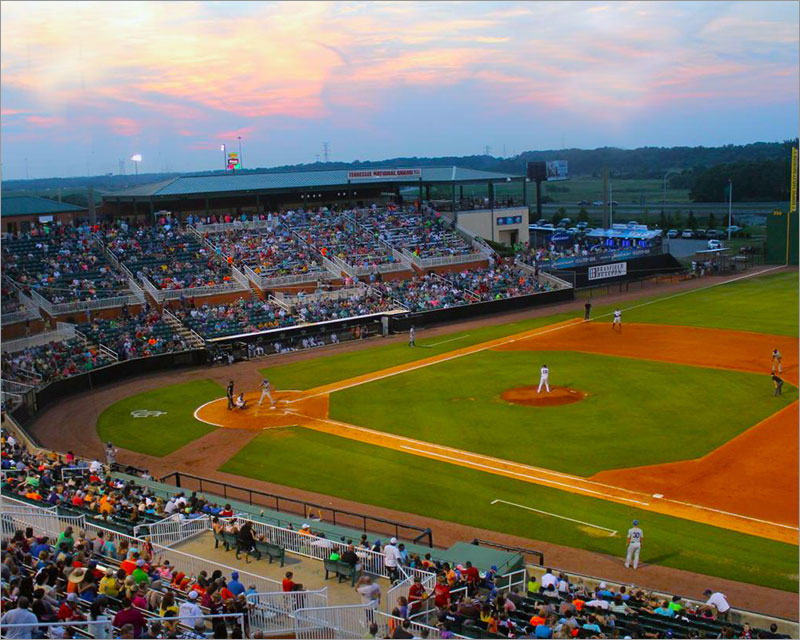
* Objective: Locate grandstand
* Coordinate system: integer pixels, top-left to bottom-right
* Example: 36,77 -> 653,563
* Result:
1,423 -> 795,639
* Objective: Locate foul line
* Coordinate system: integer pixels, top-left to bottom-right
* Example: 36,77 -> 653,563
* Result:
426,335 -> 471,347
399,445 -> 651,506
491,499 -> 617,536
288,265 -> 785,405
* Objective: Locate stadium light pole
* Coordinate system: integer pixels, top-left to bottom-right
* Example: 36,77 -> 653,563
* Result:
237,136 -> 243,169
130,154 -> 142,176
662,169 -> 679,214
727,178 -> 733,241
221,144 -> 227,172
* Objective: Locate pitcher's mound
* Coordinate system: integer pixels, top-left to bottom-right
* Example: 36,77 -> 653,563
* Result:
501,386 -> 588,407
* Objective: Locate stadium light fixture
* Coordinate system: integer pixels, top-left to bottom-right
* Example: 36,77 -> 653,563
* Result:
130,154 -> 142,175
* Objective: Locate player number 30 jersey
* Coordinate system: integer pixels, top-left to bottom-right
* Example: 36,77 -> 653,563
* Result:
627,527 -> 643,544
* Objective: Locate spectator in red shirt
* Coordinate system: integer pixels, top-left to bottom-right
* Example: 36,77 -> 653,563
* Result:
57,593 -> 85,622
464,561 -> 480,596
433,575 -> 450,610
282,571 -> 296,592
112,597 -> 147,638
408,576 -> 427,614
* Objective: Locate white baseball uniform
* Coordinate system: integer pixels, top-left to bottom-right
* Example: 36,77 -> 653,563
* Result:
613,310 -> 622,327
772,350 -> 782,373
258,378 -> 276,407
625,526 -> 643,569
409,327 -> 416,347
537,366 -> 550,393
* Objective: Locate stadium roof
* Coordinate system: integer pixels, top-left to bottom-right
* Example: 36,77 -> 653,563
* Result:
1,195 -> 87,217
105,166 -> 523,200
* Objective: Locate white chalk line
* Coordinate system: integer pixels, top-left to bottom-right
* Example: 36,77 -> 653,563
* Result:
288,265 -> 785,405
663,498 -> 799,532
399,445 -> 651,506
426,334 -> 471,347
491,499 -> 617,536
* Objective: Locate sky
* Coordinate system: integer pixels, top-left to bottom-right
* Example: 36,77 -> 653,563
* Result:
1,1 -> 798,180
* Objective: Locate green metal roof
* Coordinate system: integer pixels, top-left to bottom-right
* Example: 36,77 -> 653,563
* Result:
1,195 -> 87,217
106,166 -> 522,199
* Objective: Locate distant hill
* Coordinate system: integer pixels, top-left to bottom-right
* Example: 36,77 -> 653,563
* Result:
2,140 -> 795,203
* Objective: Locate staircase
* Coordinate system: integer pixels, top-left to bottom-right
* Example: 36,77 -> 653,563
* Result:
163,309 -> 205,348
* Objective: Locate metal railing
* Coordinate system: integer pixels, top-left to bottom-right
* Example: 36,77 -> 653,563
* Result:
163,308 -> 206,347
230,265 -> 250,289
243,263 -> 332,289
158,471 -> 433,547
1,307 -> 41,326
248,588 -> 329,635
1,326 -> 76,353
195,219 -> 274,234
469,537 -> 544,566
139,275 -> 165,303
294,604 -> 377,639
25,285 -> 140,316
160,280 -> 248,301
132,513 -> 211,547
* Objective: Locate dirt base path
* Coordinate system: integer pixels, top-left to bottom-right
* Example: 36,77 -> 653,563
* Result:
594,401 -> 799,526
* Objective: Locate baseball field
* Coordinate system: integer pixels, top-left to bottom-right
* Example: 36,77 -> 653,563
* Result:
97,270 -> 799,592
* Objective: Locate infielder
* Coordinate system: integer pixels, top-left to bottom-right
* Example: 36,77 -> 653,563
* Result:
537,364 -> 550,394
612,308 -> 622,330
409,326 -> 416,347
772,348 -> 782,374
625,519 -> 643,569
258,378 -> 276,408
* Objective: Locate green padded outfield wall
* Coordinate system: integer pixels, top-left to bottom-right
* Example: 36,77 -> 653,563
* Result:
766,210 -> 798,265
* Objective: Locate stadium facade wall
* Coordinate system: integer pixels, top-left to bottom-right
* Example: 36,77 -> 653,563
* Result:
547,253 -> 684,289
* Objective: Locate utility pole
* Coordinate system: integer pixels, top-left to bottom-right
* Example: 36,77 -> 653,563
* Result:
602,167 -> 609,228
727,178 -> 733,241
323,142 -> 329,163
484,145 -> 491,156
119,159 -> 125,175
315,154 -> 320,163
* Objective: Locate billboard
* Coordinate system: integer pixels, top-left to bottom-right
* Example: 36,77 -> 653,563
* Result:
546,160 -> 568,181
347,168 -> 421,180
227,153 -> 240,170
588,261 -> 627,280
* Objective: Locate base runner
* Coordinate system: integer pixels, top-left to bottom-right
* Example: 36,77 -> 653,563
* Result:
258,378 -> 276,408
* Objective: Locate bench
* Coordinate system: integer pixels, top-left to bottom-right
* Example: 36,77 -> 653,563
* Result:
253,540 -> 285,566
323,559 -> 357,586
215,530 -> 255,563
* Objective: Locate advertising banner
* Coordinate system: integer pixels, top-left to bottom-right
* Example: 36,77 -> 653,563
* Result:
347,168 -> 422,180
588,261 -> 627,280
546,160 -> 569,181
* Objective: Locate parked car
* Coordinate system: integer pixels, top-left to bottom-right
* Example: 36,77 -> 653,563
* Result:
707,239 -> 722,250
727,225 -> 742,234
576,221 -> 589,229
560,218 -> 572,225
694,229 -> 707,239
626,220 -> 639,226
557,221 -> 568,228
577,200 -> 589,206
666,229 -> 679,238
536,219 -> 548,226
609,201 -> 619,207
542,223 -> 555,229
706,229 -> 722,239
592,200 -> 604,206
567,227 -> 580,234
681,229 -> 694,238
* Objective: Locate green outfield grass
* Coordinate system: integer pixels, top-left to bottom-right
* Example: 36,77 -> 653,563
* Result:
263,270 -> 797,391
220,427 -> 797,592
623,270 -> 798,336
97,380 -> 222,457
329,350 -> 796,476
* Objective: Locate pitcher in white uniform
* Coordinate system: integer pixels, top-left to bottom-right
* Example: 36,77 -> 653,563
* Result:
258,378 -> 276,408
625,519 -> 643,569
537,364 -> 550,394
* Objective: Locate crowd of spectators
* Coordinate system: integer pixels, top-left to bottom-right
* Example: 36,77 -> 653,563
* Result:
172,298 -> 295,340
292,289 -> 396,324
77,306 -> 190,359
102,220 -> 233,291
353,205 -> 475,259
2,224 -> 130,304
1,339 -> 113,385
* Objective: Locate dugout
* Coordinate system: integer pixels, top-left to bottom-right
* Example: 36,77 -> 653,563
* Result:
765,209 -> 798,265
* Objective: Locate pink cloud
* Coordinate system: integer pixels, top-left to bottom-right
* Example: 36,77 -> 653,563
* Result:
109,117 -> 141,136
1,108 -> 27,116
215,127 -> 255,140
26,115 -> 64,127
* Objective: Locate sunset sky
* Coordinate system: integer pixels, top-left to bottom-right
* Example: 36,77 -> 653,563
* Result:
1,1 -> 798,180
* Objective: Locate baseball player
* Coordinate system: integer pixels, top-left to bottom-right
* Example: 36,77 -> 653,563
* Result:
625,519 -> 643,569
258,377 -> 276,408
409,326 -> 416,347
105,442 -> 118,467
226,380 -> 235,411
612,308 -> 622,331
537,364 -> 550,394
772,348 -> 782,374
